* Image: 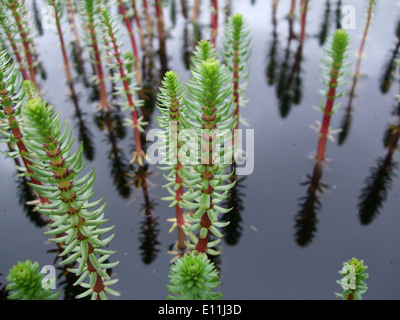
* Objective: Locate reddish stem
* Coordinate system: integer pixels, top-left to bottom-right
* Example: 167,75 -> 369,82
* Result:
53,5 -> 73,85
346,1 -> 374,110
315,69 -> 339,162
2,95 -> 48,204
3,30 -> 29,81
299,0 -> 309,43
8,0 -> 38,89
106,19 -> 143,156
191,0 -> 200,23
142,0 -> 153,46
117,0 -> 142,85
90,27 -> 108,110
132,0 -> 146,49
195,211 -> 211,253
211,0 -> 218,46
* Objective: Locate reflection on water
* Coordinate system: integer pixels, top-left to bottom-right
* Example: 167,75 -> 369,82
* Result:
270,0 -> 308,118
358,72 -> 400,225
295,161 -> 328,247
2,0 -> 400,300
379,18 -> 400,95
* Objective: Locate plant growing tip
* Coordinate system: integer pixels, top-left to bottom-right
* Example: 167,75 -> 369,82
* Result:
6,260 -> 61,300
314,29 -> 350,162
222,13 -> 252,131
167,252 -> 222,300
156,70 -> 188,251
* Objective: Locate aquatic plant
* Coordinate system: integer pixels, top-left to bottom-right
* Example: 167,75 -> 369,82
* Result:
338,0 -> 377,145
180,57 -> 237,255
191,39 -> 218,66
5,0 -> 39,89
191,0 -> 201,24
155,0 -> 168,73
210,0 -> 219,46
100,9 -> 146,166
141,0 -> 154,47
20,96 -> 119,300
131,0 -> 146,50
335,258 -> 369,300
0,4 -> 29,81
222,13 -> 251,128
46,0 -> 74,86
116,0 -> 142,85
313,29 -> 350,162
79,0 -> 109,111
167,252 -> 222,300
156,70 -> 187,251
6,260 -> 60,300
295,29 -> 350,247
0,50 -> 48,204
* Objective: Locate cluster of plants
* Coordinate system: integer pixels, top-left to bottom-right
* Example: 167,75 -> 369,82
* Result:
0,0 -> 254,300
0,0 -> 388,301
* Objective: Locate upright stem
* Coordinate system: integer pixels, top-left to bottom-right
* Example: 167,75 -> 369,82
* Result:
132,0 -> 146,49
346,0 -> 374,111
299,0 -> 309,44
211,0 -> 218,46
155,0 -> 168,72
8,0 -> 38,89
315,68 -> 338,162
52,3 -> 73,85
65,0 -> 87,78
142,0 -> 154,47
195,125 -> 216,253
288,0 -> 296,39
0,88 -> 48,203
0,7 -> 30,81
88,19 -> 109,111
117,0 -> 142,85
104,16 -> 144,162
191,0 -> 201,23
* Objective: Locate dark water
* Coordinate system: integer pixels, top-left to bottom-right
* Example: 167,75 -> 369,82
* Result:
1,0 -> 400,300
